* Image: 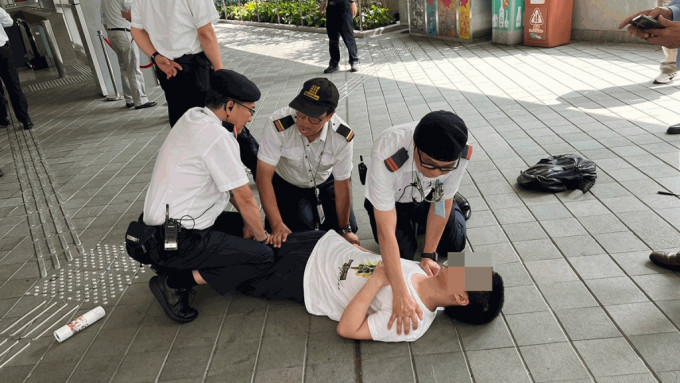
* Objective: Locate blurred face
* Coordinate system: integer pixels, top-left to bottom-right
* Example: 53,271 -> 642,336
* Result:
295,110 -> 334,141
436,266 -> 469,306
226,100 -> 256,134
414,147 -> 459,178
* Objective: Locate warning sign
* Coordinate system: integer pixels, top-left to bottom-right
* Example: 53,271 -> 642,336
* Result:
528,8 -> 544,34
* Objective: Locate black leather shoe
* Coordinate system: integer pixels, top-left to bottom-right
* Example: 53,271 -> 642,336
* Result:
135,101 -> 157,109
454,192 -> 471,220
149,274 -> 198,323
649,250 -> 680,270
323,65 -> 339,74
350,63 -> 360,72
0,169 -> 4,177
125,102 -> 134,108
23,121 -> 33,130
667,124 -> 680,134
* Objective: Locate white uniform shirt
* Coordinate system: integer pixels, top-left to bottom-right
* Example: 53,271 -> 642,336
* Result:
143,107 -> 249,229
303,231 -> 437,342
101,0 -> 132,29
365,122 -> 469,211
131,0 -> 218,60
258,107 -> 353,188
0,8 -> 14,46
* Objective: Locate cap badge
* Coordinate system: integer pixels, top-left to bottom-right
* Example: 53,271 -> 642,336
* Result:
304,85 -> 320,101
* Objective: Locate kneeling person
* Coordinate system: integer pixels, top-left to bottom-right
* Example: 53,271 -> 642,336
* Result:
238,231 -> 504,342
256,78 -> 358,247
142,70 -> 273,324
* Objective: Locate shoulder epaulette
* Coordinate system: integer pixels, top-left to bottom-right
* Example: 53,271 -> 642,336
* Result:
461,145 -> 472,161
334,124 -> 354,142
273,115 -> 295,132
384,148 -> 409,172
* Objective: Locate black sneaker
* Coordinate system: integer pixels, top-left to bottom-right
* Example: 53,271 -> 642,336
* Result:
323,65 -> 339,74
350,63 -> 360,72
454,192 -> 471,220
149,274 -> 198,324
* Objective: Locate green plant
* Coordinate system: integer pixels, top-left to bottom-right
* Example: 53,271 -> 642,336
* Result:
218,0 -> 394,30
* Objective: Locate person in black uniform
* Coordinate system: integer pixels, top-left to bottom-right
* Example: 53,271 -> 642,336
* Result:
321,0 -> 359,73
0,8 -> 33,130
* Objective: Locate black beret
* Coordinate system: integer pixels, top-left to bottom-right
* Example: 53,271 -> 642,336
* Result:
413,111 -> 468,162
209,69 -> 261,102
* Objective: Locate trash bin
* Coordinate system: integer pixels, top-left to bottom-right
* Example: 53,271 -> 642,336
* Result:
523,0 -> 573,48
492,0 -> 524,45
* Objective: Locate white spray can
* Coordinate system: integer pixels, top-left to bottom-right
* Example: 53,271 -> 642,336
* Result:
53,306 -> 105,343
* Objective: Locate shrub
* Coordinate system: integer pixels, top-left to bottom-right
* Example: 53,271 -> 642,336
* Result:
220,0 -> 394,30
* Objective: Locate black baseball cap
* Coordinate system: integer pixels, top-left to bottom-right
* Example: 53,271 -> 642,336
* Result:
289,78 -> 339,118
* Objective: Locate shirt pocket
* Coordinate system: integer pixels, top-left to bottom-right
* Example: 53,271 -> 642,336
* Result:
280,146 -> 305,170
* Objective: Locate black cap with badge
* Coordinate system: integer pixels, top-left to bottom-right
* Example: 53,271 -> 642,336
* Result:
289,78 -> 339,118
413,111 -> 468,162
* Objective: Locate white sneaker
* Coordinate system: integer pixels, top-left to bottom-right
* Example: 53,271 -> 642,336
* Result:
653,72 -> 677,84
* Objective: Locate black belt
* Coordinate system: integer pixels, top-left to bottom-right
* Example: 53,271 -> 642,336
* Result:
107,28 -> 130,32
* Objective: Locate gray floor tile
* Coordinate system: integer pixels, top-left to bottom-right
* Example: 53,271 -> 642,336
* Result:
456,316 -> 514,351
585,277 -> 649,306
158,346 -> 212,381
554,234 -> 605,257
111,350 -> 167,383
361,356 -> 415,383
555,306 -> 620,341
467,348 -> 530,383
575,338 -> 650,378
520,343 -> 590,382
514,238 -> 563,261
629,332 -> 680,372
606,302 -> 676,336
569,254 -> 625,280
525,258 -> 579,285
305,362 -> 356,383
633,273 -> 680,301
503,222 -> 548,242
413,352 -> 471,383
506,311 -> 566,346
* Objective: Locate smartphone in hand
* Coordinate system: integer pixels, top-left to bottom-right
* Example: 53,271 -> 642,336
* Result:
630,14 -> 665,29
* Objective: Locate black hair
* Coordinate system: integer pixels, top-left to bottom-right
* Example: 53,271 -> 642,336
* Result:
205,90 -> 229,110
444,272 -> 504,325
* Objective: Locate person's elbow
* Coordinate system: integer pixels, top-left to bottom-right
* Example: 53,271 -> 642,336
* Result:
336,322 -> 356,339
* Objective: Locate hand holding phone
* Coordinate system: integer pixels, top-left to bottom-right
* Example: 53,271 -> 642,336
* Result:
630,14 -> 665,30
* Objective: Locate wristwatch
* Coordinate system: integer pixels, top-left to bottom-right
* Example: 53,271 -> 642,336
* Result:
421,251 -> 438,261
340,224 -> 353,234
150,51 -> 160,63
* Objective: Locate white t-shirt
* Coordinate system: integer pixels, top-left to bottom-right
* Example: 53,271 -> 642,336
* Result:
143,107 -> 249,229
101,0 -> 132,29
364,122 -> 469,211
131,0 -> 218,60
258,107 -> 353,188
304,231 -> 437,342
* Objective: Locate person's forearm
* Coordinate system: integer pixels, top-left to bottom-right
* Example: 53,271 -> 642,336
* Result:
233,188 -> 267,240
131,27 -> 157,57
422,198 -> 453,253
378,232 -> 408,294
337,277 -> 383,337
197,24 -> 223,70
334,179 -> 352,228
255,167 -> 285,228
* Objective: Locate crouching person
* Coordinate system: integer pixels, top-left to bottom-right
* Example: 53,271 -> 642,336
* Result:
140,70 -> 273,323
237,230 -> 504,341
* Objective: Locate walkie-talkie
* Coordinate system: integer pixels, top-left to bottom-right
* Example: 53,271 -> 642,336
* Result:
358,155 -> 367,185
164,204 -> 178,251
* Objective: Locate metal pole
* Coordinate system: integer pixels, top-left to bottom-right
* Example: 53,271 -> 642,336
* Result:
40,19 -> 66,78
358,0 -> 363,31
299,0 -> 303,26
97,30 -> 121,100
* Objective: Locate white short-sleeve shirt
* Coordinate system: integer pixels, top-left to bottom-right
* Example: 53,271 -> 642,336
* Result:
257,107 -> 354,188
303,231 -> 437,342
131,0 -> 218,59
143,107 -> 249,229
364,122 -> 469,212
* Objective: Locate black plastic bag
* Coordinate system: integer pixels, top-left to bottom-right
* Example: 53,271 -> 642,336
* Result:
517,154 -> 597,193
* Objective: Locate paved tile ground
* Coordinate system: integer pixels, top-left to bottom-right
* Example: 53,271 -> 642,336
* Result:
0,23 -> 679,382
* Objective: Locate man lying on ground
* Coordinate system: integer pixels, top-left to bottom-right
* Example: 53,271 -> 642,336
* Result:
237,230 -> 504,342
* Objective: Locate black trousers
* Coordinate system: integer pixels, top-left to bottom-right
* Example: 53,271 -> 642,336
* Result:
237,230 -> 326,302
326,1 -> 358,66
0,44 -> 30,124
269,172 -> 357,233
364,198 -> 466,260
155,52 -> 211,127
150,212 -> 275,296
